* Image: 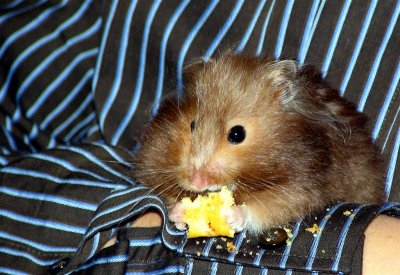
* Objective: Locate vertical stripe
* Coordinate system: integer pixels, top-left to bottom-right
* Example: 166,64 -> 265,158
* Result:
71,126 -> 91,143
210,261 -> 219,275
372,61 -> 400,140
228,230 -> 246,262
256,0 -> 276,56
87,124 -> 100,139
331,205 -> 364,271
3,119 -> 17,151
236,0 -> 267,53
382,103 -> 400,151
0,156 -> 8,166
50,92 -> 93,139
253,248 -> 265,266
111,0 -> 162,146
298,0 -> 326,65
0,0 -> 24,9
358,0 -> 400,112
339,0 -> 378,94
26,48 -> 98,118
297,0 -> 319,62
385,126 -> 400,200
305,203 -> 344,270
12,18 -> 101,105
274,0 -> 295,59
28,124 -> 38,140
92,0 -> 119,94
235,265 -> 243,275
23,135 -> 36,152
40,68 -> 94,130
64,112 -> 96,141
0,0 -> 47,26
176,0 -> 219,96
0,0 -> 94,103
153,0 -> 190,116
202,237 -> 216,257
87,232 -> 100,260
186,259 -> 193,275
98,0 -> 138,131
321,0 -> 352,78
279,220 -> 302,268
204,0 -> 245,59
0,0 -> 68,59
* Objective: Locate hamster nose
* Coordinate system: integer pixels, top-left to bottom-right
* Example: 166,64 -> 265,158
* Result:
191,169 -> 210,190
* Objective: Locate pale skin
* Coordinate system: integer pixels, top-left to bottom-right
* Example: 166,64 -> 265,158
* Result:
102,212 -> 400,274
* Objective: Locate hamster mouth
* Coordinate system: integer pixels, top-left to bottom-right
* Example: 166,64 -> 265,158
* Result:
206,182 -> 236,192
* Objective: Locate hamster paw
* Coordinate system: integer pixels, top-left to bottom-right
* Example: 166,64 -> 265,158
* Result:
169,202 -> 187,230
226,205 -> 246,232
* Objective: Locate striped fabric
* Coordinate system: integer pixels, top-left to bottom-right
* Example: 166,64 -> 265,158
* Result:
0,1 -> 400,274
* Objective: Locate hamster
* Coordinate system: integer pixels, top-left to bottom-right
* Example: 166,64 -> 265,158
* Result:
133,53 -> 384,235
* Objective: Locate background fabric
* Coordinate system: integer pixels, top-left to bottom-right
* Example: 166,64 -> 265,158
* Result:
0,0 -> 400,274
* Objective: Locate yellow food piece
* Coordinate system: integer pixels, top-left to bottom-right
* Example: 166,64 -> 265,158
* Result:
181,186 -> 235,238
306,223 -> 321,234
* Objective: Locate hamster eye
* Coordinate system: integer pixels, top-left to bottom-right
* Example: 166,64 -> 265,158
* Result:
190,120 -> 196,132
228,125 -> 246,144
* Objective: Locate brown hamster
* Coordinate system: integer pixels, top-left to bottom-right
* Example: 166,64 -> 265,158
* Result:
133,53 -> 384,235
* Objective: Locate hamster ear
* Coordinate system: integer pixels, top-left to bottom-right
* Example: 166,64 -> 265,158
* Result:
263,60 -> 300,107
264,60 -> 328,109
182,59 -> 206,86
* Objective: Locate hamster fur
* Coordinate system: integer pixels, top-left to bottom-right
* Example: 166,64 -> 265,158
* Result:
133,53 -> 384,235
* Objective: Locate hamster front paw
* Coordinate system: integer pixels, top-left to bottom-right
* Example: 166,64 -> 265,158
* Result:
169,202 -> 187,230
225,205 -> 246,233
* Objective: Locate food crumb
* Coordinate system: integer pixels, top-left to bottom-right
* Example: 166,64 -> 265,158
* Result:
283,227 -> 293,239
221,237 -> 227,242
196,252 -> 201,256
306,224 -> 321,235
195,241 -> 200,245
343,210 -> 352,216
321,249 -> 326,254
286,239 -> 292,246
246,239 -> 251,243
350,214 -> 356,218
325,215 -> 331,219
249,251 -> 253,256
202,240 -> 206,244
227,242 -> 237,253
216,245 -> 223,250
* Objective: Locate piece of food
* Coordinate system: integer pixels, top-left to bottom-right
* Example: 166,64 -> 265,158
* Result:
181,186 -> 235,238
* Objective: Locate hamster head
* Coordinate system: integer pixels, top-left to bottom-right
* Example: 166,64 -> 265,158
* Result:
134,53 -> 336,209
